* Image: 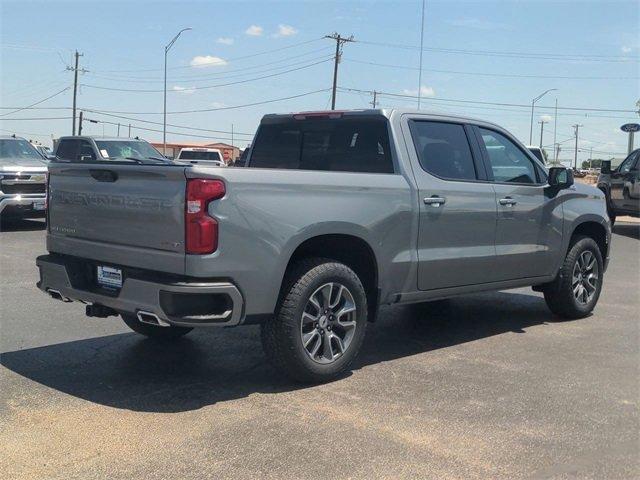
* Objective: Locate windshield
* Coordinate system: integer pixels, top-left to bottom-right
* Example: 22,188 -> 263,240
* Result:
179,150 -> 222,161
94,140 -> 163,160
0,139 -> 47,166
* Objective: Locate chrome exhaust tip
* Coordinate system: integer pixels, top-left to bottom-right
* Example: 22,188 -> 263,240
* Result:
47,289 -> 72,302
136,310 -> 171,327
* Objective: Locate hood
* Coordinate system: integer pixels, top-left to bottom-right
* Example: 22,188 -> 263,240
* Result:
571,181 -> 605,200
0,157 -> 48,172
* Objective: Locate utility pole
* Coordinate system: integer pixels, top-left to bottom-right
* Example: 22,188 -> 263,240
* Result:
128,124 -> 131,137
555,144 -> 561,165
538,119 -> 548,149
78,111 -> 83,135
572,124 -> 583,170
67,51 -> 87,135
553,98 -> 558,161
325,32 -> 354,110
117,123 -> 120,137
231,123 -> 234,148
370,90 -> 378,108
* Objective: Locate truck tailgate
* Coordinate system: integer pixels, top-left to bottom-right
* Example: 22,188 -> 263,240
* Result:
47,162 -> 188,274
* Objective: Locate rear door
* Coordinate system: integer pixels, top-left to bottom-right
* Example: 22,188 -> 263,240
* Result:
474,126 -> 563,280
404,118 -> 499,291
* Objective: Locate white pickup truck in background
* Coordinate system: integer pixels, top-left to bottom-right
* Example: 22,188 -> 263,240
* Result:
176,147 -> 225,166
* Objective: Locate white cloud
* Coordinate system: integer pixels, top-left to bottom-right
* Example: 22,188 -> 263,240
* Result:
172,86 -> 195,94
210,101 -> 227,109
621,46 -> 632,53
216,37 -> 234,45
273,24 -> 298,37
190,55 -> 228,68
449,17 -> 510,31
402,85 -> 436,97
245,25 -> 263,36
540,114 -> 553,123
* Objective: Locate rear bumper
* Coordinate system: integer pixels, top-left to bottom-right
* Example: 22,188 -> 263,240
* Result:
36,254 -> 244,327
0,194 -> 46,217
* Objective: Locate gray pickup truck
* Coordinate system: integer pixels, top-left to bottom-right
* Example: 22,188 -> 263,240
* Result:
0,135 -> 48,220
37,110 -> 611,382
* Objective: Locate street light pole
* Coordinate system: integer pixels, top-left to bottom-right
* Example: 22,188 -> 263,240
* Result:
163,27 -> 192,155
529,88 -> 557,144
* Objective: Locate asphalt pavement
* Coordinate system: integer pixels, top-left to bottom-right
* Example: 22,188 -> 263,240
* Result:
1,219 -> 638,479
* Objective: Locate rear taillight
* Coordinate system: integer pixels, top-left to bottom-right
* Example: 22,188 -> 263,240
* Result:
185,178 -> 225,254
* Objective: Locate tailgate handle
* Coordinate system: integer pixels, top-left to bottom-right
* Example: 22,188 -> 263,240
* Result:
90,169 -> 118,182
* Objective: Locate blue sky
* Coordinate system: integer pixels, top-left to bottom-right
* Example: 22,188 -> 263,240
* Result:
1,0 -> 638,163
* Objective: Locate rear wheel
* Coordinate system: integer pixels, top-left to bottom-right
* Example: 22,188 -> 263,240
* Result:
121,313 -> 192,340
543,236 -> 603,319
261,258 -> 368,383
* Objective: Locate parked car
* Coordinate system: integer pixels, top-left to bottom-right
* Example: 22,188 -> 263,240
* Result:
54,136 -> 165,162
0,135 -> 47,220
526,145 -> 548,164
176,147 -> 225,166
598,149 -> 640,223
32,144 -> 53,159
37,110 -> 610,382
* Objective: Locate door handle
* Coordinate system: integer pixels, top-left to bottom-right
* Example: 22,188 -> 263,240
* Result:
424,196 -> 446,207
498,197 -> 517,206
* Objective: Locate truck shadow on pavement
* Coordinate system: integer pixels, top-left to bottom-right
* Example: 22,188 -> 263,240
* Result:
0,218 -> 46,232
613,223 -> 639,240
1,291 -> 560,413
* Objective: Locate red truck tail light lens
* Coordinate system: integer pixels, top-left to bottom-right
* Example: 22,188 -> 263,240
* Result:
185,179 -> 225,254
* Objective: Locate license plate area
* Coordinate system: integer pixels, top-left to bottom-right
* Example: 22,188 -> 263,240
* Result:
96,265 -> 123,289
33,200 -> 46,211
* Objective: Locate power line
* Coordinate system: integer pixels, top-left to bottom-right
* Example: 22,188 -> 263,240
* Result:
91,37 -> 325,73
0,87 -> 71,117
0,116 -> 73,120
84,54 -> 334,85
80,88 -> 332,115
82,109 -> 254,136
343,58 -> 640,80
86,47 -> 334,82
80,58 -> 332,93
338,87 -> 637,113
83,116 -> 241,142
354,39 -> 639,62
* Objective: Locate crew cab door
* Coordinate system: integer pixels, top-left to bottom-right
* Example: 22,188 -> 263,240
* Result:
473,126 -> 563,280
610,151 -> 640,214
404,117 -> 499,290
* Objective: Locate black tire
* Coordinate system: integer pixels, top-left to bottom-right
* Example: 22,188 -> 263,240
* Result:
121,313 -> 192,340
543,236 -> 604,319
261,258 -> 368,383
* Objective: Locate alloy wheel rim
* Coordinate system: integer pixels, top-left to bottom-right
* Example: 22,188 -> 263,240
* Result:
572,250 -> 599,305
300,282 -> 357,364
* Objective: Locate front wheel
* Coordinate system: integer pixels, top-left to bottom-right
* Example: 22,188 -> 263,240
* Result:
544,236 -> 604,319
121,314 -> 193,340
261,258 -> 368,383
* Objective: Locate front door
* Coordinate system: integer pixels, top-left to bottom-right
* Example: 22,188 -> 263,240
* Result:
475,127 -> 563,280
404,118 -> 498,291
611,151 -> 640,215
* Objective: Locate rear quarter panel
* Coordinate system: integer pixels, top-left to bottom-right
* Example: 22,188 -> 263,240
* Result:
185,166 -> 415,316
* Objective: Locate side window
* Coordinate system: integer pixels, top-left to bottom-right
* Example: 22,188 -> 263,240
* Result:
78,140 -> 96,161
55,140 -> 78,160
408,120 -> 477,181
478,128 -> 538,184
618,152 -> 638,173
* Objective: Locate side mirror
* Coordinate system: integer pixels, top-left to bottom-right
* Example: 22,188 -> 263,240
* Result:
600,160 -> 612,175
548,167 -> 574,189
